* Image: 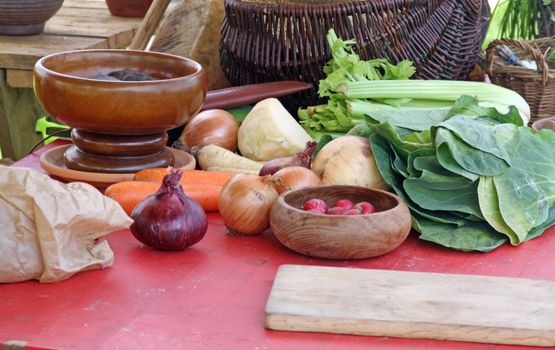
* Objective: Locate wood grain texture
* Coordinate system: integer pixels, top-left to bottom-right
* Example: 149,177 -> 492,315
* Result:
270,186 -> 412,259
150,0 -> 230,90
128,0 -> 171,50
266,265 -> 555,347
6,69 -> 33,88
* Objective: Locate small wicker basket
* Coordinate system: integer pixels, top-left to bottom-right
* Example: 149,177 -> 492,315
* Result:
486,37 -> 555,124
220,0 -> 490,108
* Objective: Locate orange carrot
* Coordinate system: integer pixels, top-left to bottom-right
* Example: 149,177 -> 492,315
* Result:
134,168 -> 235,187
105,181 -> 222,215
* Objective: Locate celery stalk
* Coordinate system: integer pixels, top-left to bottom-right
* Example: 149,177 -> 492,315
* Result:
341,80 -> 531,123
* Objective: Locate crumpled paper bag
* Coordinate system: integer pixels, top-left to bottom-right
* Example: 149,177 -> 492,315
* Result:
0,165 -> 132,283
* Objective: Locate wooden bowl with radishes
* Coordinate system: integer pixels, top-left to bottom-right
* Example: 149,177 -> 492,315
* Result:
269,185 -> 412,260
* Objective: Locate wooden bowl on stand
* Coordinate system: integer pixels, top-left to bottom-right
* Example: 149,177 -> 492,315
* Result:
33,49 -> 207,174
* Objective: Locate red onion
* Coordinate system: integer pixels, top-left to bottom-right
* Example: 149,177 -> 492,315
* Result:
130,169 -> 208,251
259,141 -> 317,176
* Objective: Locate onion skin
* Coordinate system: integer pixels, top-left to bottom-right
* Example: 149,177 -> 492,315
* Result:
271,166 -> 321,194
218,174 -> 279,235
130,169 -> 208,251
259,141 -> 317,176
181,109 -> 239,152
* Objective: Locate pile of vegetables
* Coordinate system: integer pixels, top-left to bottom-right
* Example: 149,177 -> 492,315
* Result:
302,29 -> 555,252
299,29 -> 531,141
105,28 -> 555,254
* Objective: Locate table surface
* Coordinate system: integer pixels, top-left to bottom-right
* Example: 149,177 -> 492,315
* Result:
0,0 -> 142,88
2,140 -> 555,350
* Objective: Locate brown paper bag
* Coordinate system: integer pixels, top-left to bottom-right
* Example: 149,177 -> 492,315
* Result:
0,165 -> 132,283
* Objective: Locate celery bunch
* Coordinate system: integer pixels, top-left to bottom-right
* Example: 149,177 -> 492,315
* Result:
299,29 -> 531,140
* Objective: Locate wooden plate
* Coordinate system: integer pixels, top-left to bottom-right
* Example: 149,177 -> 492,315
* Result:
40,144 -> 196,189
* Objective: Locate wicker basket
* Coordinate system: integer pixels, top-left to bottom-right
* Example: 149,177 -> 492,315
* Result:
486,37 -> 555,124
220,0 -> 490,108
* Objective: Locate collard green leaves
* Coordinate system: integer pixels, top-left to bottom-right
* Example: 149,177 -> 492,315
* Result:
366,102 -> 555,252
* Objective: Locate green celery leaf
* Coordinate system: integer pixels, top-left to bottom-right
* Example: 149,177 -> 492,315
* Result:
382,59 -> 417,80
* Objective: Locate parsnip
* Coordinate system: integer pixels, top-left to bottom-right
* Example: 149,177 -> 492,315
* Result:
206,167 -> 260,175
198,144 -> 265,173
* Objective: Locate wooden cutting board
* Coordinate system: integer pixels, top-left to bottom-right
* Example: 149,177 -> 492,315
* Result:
265,265 -> 555,346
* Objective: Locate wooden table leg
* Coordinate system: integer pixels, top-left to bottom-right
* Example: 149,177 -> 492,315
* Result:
0,69 -> 46,160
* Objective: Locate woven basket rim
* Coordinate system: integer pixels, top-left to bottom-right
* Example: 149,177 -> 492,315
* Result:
490,60 -> 555,81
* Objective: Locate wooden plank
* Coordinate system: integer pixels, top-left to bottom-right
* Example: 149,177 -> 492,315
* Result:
6,69 -> 33,88
0,35 -> 108,70
63,0 -> 108,9
265,265 -> 555,347
46,14 -> 138,39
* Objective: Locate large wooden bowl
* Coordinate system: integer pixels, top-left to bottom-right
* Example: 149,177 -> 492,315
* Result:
33,49 -> 207,173
34,49 -> 207,134
270,185 -> 412,260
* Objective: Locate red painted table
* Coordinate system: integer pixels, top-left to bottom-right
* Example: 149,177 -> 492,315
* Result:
2,140 -> 555,350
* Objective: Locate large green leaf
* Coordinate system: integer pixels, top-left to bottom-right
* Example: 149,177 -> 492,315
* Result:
435,128 -> 510,176
478,176 -> 520,244
436,142 -> 480,181
371,134 -> 468,227
436,116 -> 511,163
406,149 -> 437,177
446,95 -> 524,126
414,214 -> 507,252
404,171 -> 482,218
491,128 -> 555,243
366,108 -> 450,131
412,155 -> 456,177
526,205 -> 555,241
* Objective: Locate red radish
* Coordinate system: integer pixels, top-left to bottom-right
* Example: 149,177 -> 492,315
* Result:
356,201 -> 376,214
303,198 -> 328,213
344,208 -> 362,215
334,199 -> 354,210
327,206 -> 349,215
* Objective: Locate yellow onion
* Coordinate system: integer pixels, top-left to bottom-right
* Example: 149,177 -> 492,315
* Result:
271,166 -> 321,194
181,109 -> 239,152
218,174 -> 279,235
